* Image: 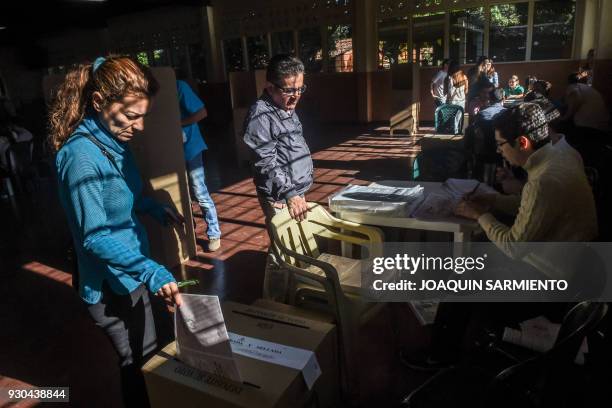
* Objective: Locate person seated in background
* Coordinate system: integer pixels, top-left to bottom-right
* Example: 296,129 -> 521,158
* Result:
524,80 -> 552,101
474,88 -> 506,126
467,77 -> 494,118
525,75 -> 538,93
503,75 -> 525,99
431,59 -> 449,109
560,73 -> 609,135
466,88 -> 506,183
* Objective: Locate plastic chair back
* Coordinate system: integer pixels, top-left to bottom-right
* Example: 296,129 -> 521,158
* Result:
435,104 -> 464,134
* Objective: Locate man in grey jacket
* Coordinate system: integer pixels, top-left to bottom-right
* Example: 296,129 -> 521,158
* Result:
243,54 -> 312,299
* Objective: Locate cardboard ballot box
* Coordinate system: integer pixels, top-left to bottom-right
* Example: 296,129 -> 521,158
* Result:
142,301 -> 338,408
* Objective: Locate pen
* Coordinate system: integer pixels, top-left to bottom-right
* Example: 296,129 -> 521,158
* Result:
177,279 -> 200,289
464,182 -> 480,201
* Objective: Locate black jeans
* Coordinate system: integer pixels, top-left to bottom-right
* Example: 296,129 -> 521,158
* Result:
87,283 -> 173,408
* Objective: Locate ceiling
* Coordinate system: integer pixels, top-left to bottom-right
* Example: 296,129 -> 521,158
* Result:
0,0 -> 210,46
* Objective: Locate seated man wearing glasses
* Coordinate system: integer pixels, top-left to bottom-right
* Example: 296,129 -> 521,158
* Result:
455,102 -> 597,246
243,54 -> 312,300
403,104 -> 598,372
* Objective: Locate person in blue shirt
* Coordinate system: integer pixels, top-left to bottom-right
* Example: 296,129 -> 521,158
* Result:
176,80 -> 221,252
49,56 -> 183,408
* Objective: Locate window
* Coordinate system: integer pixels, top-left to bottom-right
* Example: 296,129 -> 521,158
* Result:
299,27 -> 323,73
223,38 -> 244,72
189,44 -> 207,83
271,31 -> 295,56
378,17 -> 409,70
449,7 -> 485,65
532,0 -> 575,60
412,12 -> 445,66
136,51 -> 150,66
247,35 -> 269,69
152,49 -> 169,67
490,3 -> 529,62
328,24 -> 353,72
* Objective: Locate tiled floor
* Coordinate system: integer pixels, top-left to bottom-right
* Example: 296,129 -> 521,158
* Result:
1,122 -> 432,407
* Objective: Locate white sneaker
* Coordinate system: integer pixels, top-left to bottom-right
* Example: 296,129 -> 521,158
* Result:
207,238 -> 221,252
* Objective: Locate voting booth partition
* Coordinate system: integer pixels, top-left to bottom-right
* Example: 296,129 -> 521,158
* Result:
42,67 -> 197,270
229,70 -> 267,167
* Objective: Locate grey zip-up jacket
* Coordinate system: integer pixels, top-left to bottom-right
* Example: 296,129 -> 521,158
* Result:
243,92 -> 314,202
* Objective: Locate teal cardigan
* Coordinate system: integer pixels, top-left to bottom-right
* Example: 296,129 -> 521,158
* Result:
56,115 -> 175,304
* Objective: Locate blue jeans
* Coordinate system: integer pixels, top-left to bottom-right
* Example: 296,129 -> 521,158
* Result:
186,154 -> 221,239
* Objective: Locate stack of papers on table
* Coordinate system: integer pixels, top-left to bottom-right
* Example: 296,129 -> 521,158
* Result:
411,178 -> 496,220
329,184 -> 425,217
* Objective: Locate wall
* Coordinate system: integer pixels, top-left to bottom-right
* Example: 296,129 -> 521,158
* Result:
593,59 -> 612,110
298,72 -> 359,123
370,70 -> 392,122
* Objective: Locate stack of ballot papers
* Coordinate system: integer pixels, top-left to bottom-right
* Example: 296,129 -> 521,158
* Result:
411,178 -> 496,219
329,184 -> 425,217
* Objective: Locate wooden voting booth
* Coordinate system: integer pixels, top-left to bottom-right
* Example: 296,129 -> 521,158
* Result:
229,69 -> 267,167
43,67 -> 196,270
389,63 -> 419,135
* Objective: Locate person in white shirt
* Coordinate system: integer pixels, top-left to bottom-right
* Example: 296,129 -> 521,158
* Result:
430,59 -> 449,109
561,73 -> 609,132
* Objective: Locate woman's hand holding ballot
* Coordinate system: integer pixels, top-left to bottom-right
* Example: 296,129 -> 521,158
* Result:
156,282 -> 183,312
454,193 -> 497,220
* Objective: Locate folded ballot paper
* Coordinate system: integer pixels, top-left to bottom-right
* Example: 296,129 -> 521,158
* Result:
411,178 -> 496,220
502,315 -> 589,365
329,184 -> 425,217
175,294 -> 242,382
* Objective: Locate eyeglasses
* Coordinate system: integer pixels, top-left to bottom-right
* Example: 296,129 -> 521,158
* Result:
496,140 -> 509,149
273,83 -> 307,96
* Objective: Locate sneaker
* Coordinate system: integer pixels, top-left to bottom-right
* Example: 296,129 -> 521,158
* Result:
207,238 -> 221,252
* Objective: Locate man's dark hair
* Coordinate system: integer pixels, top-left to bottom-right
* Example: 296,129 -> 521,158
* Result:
493,106 -> 550,150
441,58 -> 450,67
489,88 -> 504,104
266,54 -> 305,84
568,73 -> 580,84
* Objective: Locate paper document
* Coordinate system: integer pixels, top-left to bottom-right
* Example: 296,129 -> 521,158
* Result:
229,333 -> 322,389
175,294 -> 242,382
411,178 -> 496,219
329,184 -> 425,217
502,315 -> 588,365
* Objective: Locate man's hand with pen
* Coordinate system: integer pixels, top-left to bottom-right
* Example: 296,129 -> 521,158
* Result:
454,185 -> 498,220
